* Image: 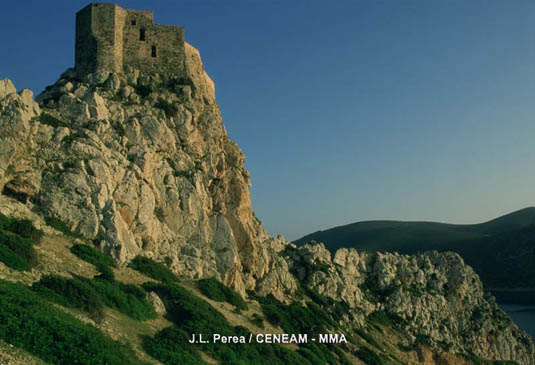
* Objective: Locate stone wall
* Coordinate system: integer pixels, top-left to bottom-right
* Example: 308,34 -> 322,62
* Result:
75,3 -> 186,76
121,9 -> 185,76
75,4 -> 100,73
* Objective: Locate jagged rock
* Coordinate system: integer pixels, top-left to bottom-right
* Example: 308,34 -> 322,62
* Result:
147,292 -> 166,315
0,46 -> 269,297
0,84 -> 41,198
0,79 -> 16,99
287,241 -> 535,364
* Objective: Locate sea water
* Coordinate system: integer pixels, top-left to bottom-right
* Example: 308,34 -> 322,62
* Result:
500,304 -> 535,340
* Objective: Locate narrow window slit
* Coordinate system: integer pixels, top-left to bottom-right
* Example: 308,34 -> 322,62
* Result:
151,46 -> 157,57
140,28 -> 146,41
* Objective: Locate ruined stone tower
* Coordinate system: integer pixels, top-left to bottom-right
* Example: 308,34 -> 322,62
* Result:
75,3 -> 186,76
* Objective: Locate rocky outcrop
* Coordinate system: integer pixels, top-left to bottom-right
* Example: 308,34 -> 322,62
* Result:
283,241 -> 535,364
0,40 -> 533,364
0,42 -> 278,295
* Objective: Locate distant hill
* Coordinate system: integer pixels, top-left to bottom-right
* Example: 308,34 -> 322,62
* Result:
294,207 -> 535,288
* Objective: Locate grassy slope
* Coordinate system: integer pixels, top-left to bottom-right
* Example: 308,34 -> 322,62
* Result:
294,207 -> 535,288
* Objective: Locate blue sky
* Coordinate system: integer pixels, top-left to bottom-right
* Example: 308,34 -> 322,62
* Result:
1,1 -> 535,240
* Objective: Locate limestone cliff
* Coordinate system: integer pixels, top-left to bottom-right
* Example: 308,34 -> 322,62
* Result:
0,41 -> 534,364
0,42 -> 280,295
285,242 -> 535,364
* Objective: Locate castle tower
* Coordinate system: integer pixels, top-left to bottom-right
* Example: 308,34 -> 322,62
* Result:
75,3 -> 186,76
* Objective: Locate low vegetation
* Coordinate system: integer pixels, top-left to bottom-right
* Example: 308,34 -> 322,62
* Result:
71,243 -> 115,268
0,213 -> 42,271
253,293 -> 331,335
368,310 -> 393,327
250,292 -> 351,364
71,243 -> 116,280
0,279 -> 145,364
87,278 -> 156,320
355,346 -> 383,364
32,274 -> 105,321
141,281 -> 353,365
128,255 -> 179,284
355,327 -> 381,349
31,274 -> 156,321
45,216 -> 83,239
197,277 -> 248,311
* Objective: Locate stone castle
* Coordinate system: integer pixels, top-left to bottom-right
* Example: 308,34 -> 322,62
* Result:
75,3 -> 186,75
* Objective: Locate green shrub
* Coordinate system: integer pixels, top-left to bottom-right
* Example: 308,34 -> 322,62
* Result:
0,243 -> 31,271
251,313 -> 264,328
32,274 -> 105,322
32,274 -> 156,321
0,214 -> 42,271
368,310 -> 405,329
356,347 -> 383,365
71,244 -> 116,268
0,279 -> 145,364
97,263 -> 116,281
415,334 -> 432,346
71,244 -> 116,280
368,311 -> 392,327
89,278 -> 156,320
463,352 -> 520,365
197,277 -> 248,311
142,282 -> 315,365
298,343 -> 337,365
329,344 -> 353,365
142,326 -> 206,364
143,282 -> 228,334
437,340 -> 453,352
0,232 -> 37,265
45,216 -> 83,238
297,348 -> 323,365
355,327 -> 381,349
0,215 -> 43,242
253,294 -> 330,335
128,255 -> 179,284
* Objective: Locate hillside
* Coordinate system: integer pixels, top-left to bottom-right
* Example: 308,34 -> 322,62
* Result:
0,206 -> 359,364
0,201 -> 532,364
295,208 -> 535,288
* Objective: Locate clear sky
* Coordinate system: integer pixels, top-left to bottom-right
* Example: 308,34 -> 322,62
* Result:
1,0 -> 535,241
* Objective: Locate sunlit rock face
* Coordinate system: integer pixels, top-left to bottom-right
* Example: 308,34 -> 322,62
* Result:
283,242 -> 535,364
0,42 -> 280,295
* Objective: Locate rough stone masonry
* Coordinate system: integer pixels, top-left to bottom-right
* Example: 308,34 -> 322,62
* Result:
75,2 -> 186,76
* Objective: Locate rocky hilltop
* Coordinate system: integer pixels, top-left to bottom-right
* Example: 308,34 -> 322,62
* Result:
1,42 -> 280,295
0,40 -> 534,364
